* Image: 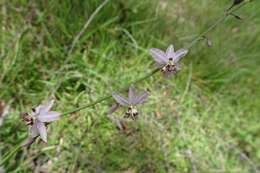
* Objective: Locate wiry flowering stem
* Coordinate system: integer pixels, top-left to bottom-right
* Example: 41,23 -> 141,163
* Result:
0,1 -> 251,166
186,1 -> 248,49
61,1 -> 249,116
61,68 -> 159,116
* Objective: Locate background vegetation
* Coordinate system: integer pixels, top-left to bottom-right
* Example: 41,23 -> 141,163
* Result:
0,0 -> 259,172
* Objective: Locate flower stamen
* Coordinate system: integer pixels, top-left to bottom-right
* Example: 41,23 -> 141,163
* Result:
161,58 -> 177,74
21,112 -> 34,125
125,105 -> 138,120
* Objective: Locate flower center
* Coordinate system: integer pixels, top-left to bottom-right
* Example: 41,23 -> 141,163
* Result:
161,58 -> 177,73
21,112 -> 35,125
125,105 -> 138,120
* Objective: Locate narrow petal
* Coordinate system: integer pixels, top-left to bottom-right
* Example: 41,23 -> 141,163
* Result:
107,115 -> 126,131
36,121 -> 47,143
128,85 -> 136,105
149,48 -> 168,65
166,44 -> 174,58
134,91 -> 149,105
38,99 -> 55,116
35,105 -> 43,115
112,93 -> 129,106
163,70 -> 175,78
173,49 -> 188,63
29,124 -> 39,138
37,111 -> 60,122
108,103 -> 120,114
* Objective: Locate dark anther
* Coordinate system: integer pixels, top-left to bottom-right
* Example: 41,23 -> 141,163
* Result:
125,106 -> 138,120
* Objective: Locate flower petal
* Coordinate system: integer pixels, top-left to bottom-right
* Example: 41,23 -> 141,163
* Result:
36,121 -> 47,143
37,111 -> 60,122
173,49 -> 188,63
149,48 -> 168,64
29,124 -> 39,138
107,114 -> 126,131
163,70 -> 175,78
108,103 -> 120,114
35,99 -> 55,116
112,93 -> 129,106
34,105 -> 42,115
134,91 -> 149,105
128,85 -> 136,105
166,44 -> 175,58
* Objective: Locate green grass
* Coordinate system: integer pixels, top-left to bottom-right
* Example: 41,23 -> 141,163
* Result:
0,0 -> 259,172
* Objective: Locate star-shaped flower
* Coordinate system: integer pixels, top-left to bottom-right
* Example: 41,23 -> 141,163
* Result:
111,85 -> 149,120
22,99 -> 60,145
149,44 -> 188,76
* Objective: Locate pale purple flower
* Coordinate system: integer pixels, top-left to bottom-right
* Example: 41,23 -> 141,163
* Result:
22,99 -> 60,145
111,85 -> 149,120
149,44 -> 188,76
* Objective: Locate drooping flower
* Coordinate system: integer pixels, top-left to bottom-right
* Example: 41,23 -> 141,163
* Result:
149,44 -> 188,76
111,85 -> 149,120
107,103 -> 128,130
21,99 -> 60,145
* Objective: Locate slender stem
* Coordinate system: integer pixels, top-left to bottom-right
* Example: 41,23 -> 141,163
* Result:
186,2 -> 248,49
61,2 -> 249,116
62,68 -> 160,116
186,15 -> 226,49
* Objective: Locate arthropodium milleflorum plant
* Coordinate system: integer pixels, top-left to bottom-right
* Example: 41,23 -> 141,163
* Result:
18,0 -> 249,146
20,43 -> 186,146
0,0 -> 252,166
